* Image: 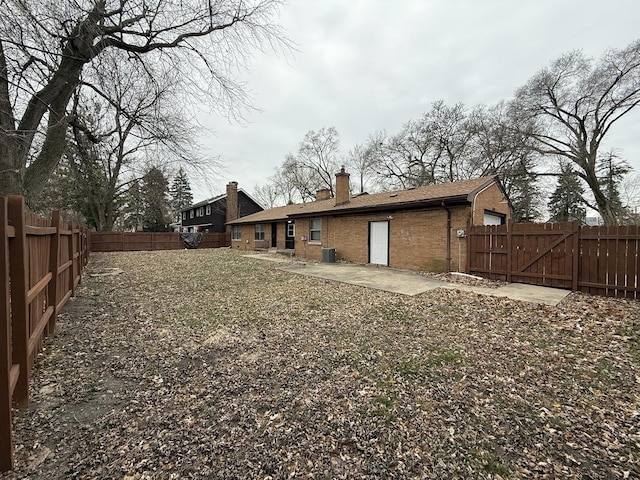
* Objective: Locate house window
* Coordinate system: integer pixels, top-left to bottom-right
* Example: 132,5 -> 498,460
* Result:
287,222 -> 295,237
309,218 -> 321,242
255,224 -> 265,240
197,207 -> 204,217
483,210 -> 505,226
206,205 -> 211,215
232,225 -> 241,240
190,210 -> 194,219
182,212 -> 186,220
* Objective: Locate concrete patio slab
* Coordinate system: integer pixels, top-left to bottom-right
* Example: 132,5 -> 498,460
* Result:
277,262 -> 446,296
444,282 -> 571,306
262,259 -> 571,306
242,253 -> 291,263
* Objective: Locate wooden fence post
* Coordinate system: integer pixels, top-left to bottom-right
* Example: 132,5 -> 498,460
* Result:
506,220 -> 513,283
85,228 -> 90,262
572,220 -> 580,292
85,227 -> 90,264
75,223 -> 83,286
47,211 -> 61,335
81,227 -> 85,266
68,221 -> 77,297
0,197 -> 14,470
6,196 -> 29,408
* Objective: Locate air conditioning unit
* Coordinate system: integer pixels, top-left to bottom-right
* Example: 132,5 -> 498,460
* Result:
321,247 -> 336,263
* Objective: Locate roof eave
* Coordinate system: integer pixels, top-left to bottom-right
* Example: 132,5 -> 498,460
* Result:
226,214 -> 289,225
465,176 -> 503,202
286,195 -> 471,218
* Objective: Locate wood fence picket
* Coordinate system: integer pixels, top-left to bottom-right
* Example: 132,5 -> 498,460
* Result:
468,221 -> 640,299
0,196 -> 89,471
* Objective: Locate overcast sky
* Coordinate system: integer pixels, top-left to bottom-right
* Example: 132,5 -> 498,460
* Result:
192,0 -> 640,201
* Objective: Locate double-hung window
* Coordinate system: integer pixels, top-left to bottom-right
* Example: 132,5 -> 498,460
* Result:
255,224 -> 265,240
206,205 -> 211,215
309,218 -> 322,242
232,225 -> 241,240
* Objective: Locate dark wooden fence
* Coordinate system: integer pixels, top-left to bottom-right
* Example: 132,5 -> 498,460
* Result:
1,196 -> 89,471
467,221 -> 640,299
90,231 -> 231,252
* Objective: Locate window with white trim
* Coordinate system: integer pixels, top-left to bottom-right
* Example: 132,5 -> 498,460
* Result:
483,210 -> 505,226
309,217 -> 321,242
182,212 -> 186,220
255,224 -> 265,240
197,206 -> 205,217
190,210 -> 194,219
232,225 -> 241,240
206,205 -> 211,215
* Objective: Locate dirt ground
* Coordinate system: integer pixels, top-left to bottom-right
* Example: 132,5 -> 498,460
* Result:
2,249 -> 639,479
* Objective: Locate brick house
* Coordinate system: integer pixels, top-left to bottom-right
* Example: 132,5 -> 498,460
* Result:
179,181 -> 263,233
227,169 -> 511,272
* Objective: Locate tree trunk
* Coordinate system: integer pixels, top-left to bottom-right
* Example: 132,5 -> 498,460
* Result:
1,6 -> 104,197
0,41 -> 23,195
0,151 -> 22,195
583,162 -> 617,225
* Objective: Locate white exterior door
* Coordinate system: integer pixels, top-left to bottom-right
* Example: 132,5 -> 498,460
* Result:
369,221 -> 389,266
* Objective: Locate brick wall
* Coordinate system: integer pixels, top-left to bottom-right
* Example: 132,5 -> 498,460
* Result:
472,183 -> 510,224
230,184 -> 511,272
326,207 -> 470,272
289,218 -> 324,262
232,207 -> 471,271
231,224 -> 269,250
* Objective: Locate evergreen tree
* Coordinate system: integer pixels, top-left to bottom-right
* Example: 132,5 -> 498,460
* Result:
29,157 -> 82,220
141,167 -> 170,231
507,161 -> 543,223
597,153 -> 630,224
169,167 -> 193,221
548,164 -> 587,223
122,180 -> 144,231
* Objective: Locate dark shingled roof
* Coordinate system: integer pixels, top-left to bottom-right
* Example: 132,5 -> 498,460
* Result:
227,176 -> 499,225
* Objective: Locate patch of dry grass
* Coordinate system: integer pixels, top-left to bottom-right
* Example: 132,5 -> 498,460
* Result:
3,249 -> 639,479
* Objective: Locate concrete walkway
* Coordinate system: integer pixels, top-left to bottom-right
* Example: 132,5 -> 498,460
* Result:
244,254 -> 571,306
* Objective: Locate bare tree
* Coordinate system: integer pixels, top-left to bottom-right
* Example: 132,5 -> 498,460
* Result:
620,173 -> 640,212
252,182 -> 280,208
466,102 -> 545,220
364,130 -> 412,190
426,101 -> 473,182
65,54 -> 202,230
0,0 -> 287,198
267,163 -> 303,205
345,143 -> 377,193
279,154 -> 322,202
619,173 -> 640,224
467,102 -> 537,177
511,39 -> 640,224
295,126 -> 341,196
365,102 -> 476,190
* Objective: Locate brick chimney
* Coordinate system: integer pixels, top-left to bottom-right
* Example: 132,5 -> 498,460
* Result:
315,188 -> 331,201
335,166 -> 350,205
225,181 -> 239,225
